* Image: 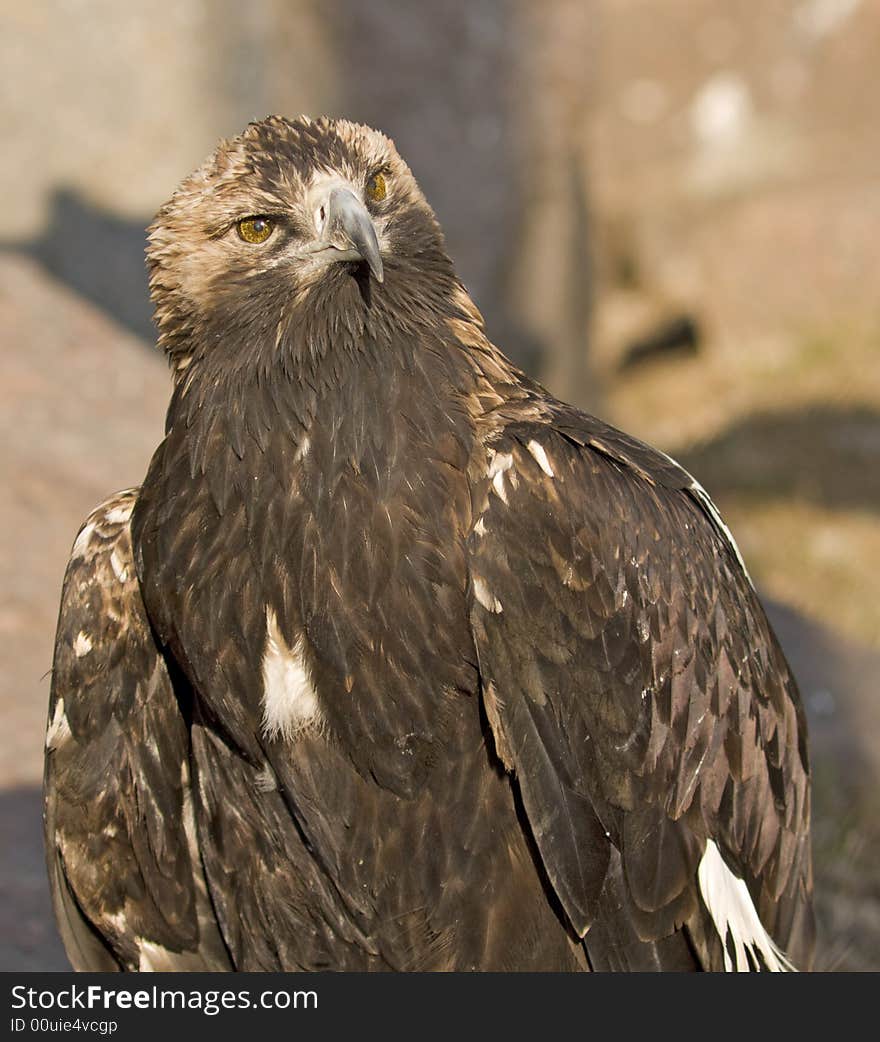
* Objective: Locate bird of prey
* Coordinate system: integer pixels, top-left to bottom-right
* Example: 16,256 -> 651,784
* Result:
45,116 -> 814,972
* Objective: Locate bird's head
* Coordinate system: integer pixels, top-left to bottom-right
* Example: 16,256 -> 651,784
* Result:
147,116 -> 456,377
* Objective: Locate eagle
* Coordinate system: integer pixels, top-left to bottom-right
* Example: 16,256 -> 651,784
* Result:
45,116 -> 814,972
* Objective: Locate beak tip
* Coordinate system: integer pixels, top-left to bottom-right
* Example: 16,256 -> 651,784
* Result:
327,185 -> 385,287
365,245 -> 384,284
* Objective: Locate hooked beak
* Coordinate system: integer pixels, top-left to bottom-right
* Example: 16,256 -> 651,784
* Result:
310,186 -> 384,283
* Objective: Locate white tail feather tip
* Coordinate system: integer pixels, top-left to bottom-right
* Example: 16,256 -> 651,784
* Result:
697,840 -> 795,971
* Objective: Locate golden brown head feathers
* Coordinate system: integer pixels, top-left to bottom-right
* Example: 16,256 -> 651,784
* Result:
146,115 -> 449,377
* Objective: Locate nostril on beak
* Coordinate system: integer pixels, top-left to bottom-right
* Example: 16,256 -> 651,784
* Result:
319,205 -> 325,223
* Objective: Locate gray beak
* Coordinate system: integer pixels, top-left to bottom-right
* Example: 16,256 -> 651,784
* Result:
326,186 -> 384,283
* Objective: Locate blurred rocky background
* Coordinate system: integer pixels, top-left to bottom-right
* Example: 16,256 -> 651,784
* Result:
1,0 -> 877,970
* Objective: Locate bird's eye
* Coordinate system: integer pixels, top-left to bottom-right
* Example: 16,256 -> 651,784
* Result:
237,217 -> 275,244
365,172 -> 387,203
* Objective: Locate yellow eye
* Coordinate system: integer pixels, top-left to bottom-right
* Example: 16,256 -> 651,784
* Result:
366,171 -> 387,202
237,216 -> 274,244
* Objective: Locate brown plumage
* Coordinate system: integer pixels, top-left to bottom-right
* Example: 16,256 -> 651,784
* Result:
45,116 -> 814,971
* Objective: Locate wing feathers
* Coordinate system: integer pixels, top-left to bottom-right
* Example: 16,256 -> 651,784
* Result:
468,417 -> 814,969
505,691 -> 611,937
45,490 -> 230,971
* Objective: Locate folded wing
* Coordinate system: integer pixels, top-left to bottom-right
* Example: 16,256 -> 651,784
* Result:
44,490 -> 229,971
468,415 -> 814,970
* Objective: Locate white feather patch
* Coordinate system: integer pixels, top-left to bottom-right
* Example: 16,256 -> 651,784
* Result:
261,608 -> 321,741
71,522 -> 96,559
473,576 -> 503,613
46,698 -> 72,751
73,631 -> 93,657
487,450 -> 514,504
104,911 -> 128,935
104,503 -> 134,525
137,939 -> 190,972
109,548 -> 129,583
697,840 -> 795,971
527,439 -> 555,477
